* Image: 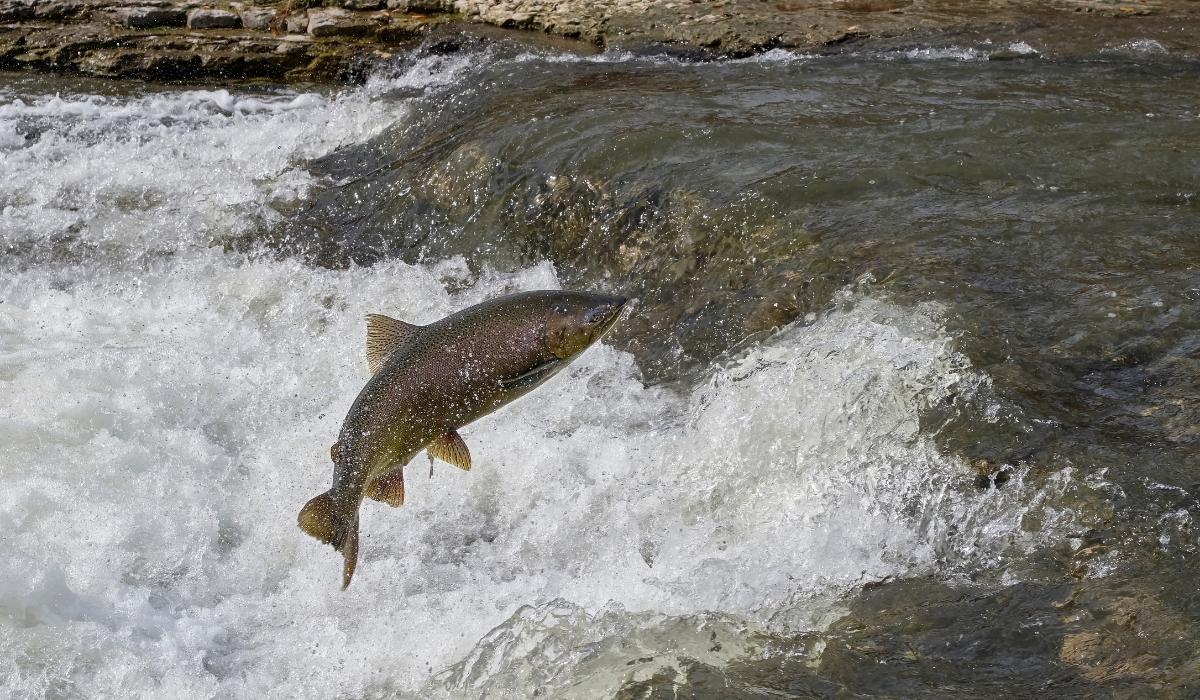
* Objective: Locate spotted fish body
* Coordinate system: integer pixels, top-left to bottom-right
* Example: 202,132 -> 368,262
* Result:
298,290 -> 627,588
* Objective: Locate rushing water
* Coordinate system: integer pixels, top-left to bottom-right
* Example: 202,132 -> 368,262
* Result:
1,38 -> 1198,698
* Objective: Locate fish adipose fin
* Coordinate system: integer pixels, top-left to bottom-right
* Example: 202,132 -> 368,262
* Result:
366,468 -> 406,507
297,491 -> 362,588
366,313 -> 421,374
498,359 -> 562,391
428,430 -> 471,471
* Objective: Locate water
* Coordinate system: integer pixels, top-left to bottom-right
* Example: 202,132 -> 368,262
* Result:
1,39 -> 1198,698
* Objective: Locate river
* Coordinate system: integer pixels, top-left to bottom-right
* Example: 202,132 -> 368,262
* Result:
1,37 -> 1197,698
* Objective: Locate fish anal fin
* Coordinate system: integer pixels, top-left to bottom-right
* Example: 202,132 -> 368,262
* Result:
428,430 -> 471,471
366,468 -> 405,507
366,313 -> 421,374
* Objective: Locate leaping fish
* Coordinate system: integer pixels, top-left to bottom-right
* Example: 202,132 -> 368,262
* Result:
298,290 -> 628,588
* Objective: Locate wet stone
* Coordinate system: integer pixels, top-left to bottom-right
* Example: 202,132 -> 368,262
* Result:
239,7 -> 274,30
0,0 -> 75,21
343,0 -> 384,9
283,11 -> 307,34
102,6 -> 187,29
374,19 -> 423,43
187,8 -> 241,29
838,0 -> 911,9
32,0 -> 80,20
306,7 -> 375,37
275,37 -> 309,54
0,0 -> 36,21
387,0 -> 450,11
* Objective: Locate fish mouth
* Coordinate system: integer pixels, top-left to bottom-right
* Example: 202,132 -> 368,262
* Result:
592,295 -> 628,335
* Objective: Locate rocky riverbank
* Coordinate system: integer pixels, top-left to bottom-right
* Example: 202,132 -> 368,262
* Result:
1,0 -> 1198,82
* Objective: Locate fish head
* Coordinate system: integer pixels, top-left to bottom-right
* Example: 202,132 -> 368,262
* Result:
545,292 -> 628,360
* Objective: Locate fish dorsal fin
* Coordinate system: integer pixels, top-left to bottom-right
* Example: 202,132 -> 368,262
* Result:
366,313 -> 420,374
428,430 -> 471,471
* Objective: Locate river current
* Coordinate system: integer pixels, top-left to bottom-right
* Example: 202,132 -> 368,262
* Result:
1,39 -> 1197,697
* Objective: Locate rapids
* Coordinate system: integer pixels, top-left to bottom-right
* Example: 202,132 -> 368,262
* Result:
1,41 -> 1197,698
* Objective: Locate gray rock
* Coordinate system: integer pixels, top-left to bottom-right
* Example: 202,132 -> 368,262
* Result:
343,0 -> 384,9
284,11 -> 308,34
387,0 -> 450,12
306,7 -> 373,37
0,0 -> 80,22
240,7 -> 274,30
33,0 -> 80,20
276,36 -> 310,54
103,6 -> 188,29
187,8 -> 242,29
0,1 -> 36,22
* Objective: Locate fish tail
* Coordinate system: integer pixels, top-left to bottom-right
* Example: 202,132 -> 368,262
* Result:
298,491 -> 349,549
298,491 -> 362,589
341,514 -> 360,590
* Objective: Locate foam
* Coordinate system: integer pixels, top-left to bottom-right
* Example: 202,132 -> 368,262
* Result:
0,52 -> 1072,698
0,52 -> 482,254
0,250 -> 1064,697
891,46 -> 986,62
1101,38 -> 1170,57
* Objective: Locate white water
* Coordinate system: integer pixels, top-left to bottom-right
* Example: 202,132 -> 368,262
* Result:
1,55 -> 1070,699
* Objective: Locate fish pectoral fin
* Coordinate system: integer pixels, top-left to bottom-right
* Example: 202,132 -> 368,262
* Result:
498,359 -> 562,391
428,430 -> 471,471
366,313 -> 421,374
366,468 -> 406,507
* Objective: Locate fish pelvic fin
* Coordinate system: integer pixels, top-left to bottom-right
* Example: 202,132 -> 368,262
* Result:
342,514 -> 360,590
428,430 -> 471,471
366,468 -> 405,507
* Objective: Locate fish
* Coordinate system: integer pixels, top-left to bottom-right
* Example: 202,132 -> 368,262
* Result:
297,290 -> 628,588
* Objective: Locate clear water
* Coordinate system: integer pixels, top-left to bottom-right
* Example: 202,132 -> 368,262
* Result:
1,40 -> 1197,698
